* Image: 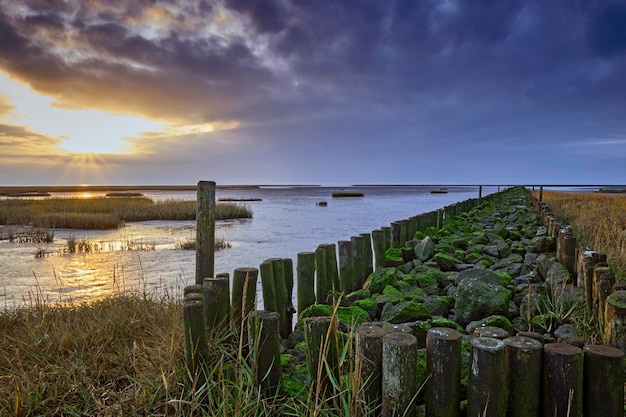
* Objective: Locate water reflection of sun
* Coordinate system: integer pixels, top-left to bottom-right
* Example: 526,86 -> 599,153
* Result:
80,192 -> 93,199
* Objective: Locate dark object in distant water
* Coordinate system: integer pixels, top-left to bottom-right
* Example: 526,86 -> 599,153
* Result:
332,192 -> 364,198
595,188 -> 626,194
430,189 -> 448,194
106,192 -> 144,197
317,201 -> 328,206
218,198 -> 263,202
16,192 -> 51,197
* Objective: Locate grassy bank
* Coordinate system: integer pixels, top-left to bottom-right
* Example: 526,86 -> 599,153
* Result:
0,293 -> 328,416
0,197 -> 251,229
535,190 -> 626,280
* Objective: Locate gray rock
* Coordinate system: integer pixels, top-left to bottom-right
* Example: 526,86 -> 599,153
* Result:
414,236 -> 435,261
454,268 -> 504,286
454,278 -> 512,325
483,245 -> 500,258
554,324 -> 577,340
380,300 -> 432,323
535,254 -> 555,279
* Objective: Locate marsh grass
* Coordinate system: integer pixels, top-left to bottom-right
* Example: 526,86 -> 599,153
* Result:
0,198 -> 252,230
536,190 -> 626,280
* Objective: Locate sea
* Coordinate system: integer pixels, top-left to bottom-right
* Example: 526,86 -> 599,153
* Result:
0,184 -> 525,309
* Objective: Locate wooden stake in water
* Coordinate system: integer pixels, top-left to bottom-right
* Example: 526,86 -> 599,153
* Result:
315,245 -> 329,304
231,267 -> 258,331
270,258 -> 289,339
259,260 -> 278,313
196,181 -> 216,285
371,229 -> 386,271
283,258 -> 296,337
338,240 -> 354,293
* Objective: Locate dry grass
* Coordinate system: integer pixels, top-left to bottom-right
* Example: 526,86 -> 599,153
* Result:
0,198 -> 252,229
536,190 -> 626,280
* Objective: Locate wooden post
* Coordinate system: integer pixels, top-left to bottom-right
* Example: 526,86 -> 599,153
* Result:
184,284 -> 203,296
360,232 -> 374,278
390,222 -> 401,248
542,343 -> 583,417
593,266 -> 614,320
371,229 -> 386,271
231,267 -> 258,331
338,240 -> 354,293
604,290 -> 626,351
479,185 -> 482,200
303,316 -> 338,398
468,337 -> 507,417
425,327 -> 463,417
270,258 -> 289,339
583,345 -> 624,417
324,243 -> 340,294
183,298 -> 209,387
472,326 -> 510,339
315,245 -> 329,304
351,235 -> 366,290
355,323 -> 386,408
539,186 -> 543,202
248,310 -> 282,397
381,332 -> 418,417
504,336 -> 543,417
283,258 -> 295,338
196,180 -> 215,285
562,234 -> 576,276
381,226 -> 391,251
259,260 -> 277,313
297,252 -> 316,316
203,277 -> 230,331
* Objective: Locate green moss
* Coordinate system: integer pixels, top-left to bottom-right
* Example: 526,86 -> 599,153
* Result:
430,316 -> 464,332
282,373 -> 307,397
382,285 -> 401,294
297,304 -> 370,330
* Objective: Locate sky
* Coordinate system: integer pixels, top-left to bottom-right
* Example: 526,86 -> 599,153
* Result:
0,0 -> 625,186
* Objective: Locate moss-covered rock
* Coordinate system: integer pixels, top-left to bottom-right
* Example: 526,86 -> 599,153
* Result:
454,278 -> 512,325
380,300 -> 432,323
414,236 -> 435,261
297,304 -> 370,330
364,267 -> 397,293
384,248 -> 404,267
434,252 -> 463,271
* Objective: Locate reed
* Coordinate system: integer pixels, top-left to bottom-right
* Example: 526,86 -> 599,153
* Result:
0,197 -> 252,229
536,190 -> 626,280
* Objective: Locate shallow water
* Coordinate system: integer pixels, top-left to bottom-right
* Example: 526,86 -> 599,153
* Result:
0,185 -> 497,309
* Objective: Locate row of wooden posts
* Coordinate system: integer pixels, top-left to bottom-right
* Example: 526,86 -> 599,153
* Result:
528,190 -> 626,352
183,183 -> 625,416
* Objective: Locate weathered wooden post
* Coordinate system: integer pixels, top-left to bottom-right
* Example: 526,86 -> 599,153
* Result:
324,243 -> 340,295
504,336 -> 543,417
283,258 -> 295,337
355,323 -> 386,408
231,267 -> 258,332
381,332 -> 418,417
351,235 -> 366,290
360,232 -> 373,278
583,345 -> 624,417
315,244 -> 329,304
390,222 -> 401,248
203,277 -> 230,331
371,229 -> 386,271
297,252 -> 316,316
425,327 -> 463,417
479,185 -> 482,200
183,297 -> 209,387
539,186 -> 543,202
542,343 -> 583,417
381,226 -> 391,250
269,258 -> 289,339
184,284 -> 203,296
604,290 -> 626,351
593,266 -> 614,320
304,316 -> 339,398
562,234 -> 576,276
248,310 -> 282,397
259,260 -> 278,313
472,326 -> 509,339
196,180 -> 215,285
467,337 -> 507,417
338,240 -> 354,293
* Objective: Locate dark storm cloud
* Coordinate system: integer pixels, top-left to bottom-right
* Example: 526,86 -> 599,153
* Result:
0,0 -> 625,184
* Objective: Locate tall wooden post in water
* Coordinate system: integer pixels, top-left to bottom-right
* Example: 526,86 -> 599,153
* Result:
196,181 -> 216,284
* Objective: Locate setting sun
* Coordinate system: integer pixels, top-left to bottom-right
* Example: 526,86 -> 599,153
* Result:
80,192 -> 93,199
